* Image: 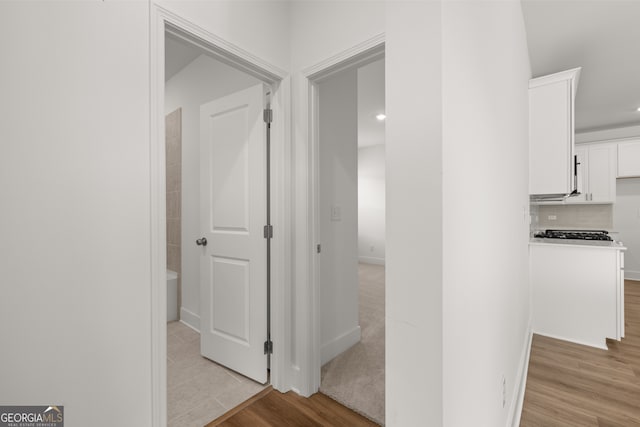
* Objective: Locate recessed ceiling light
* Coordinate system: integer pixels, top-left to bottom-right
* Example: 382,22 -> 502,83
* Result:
637,107 -> 640,112
376,113 -> 386,121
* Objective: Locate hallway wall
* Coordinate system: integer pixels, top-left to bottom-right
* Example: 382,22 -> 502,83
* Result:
0,2 -> 152,425
441,2 -> 531,426
157,0 -> 291,72
1,2 -> 534,425
289,0 -> 387,403
292,2 -> 532,426
0,2 -> 290,425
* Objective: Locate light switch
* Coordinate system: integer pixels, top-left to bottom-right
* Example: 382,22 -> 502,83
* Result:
331,205 -> 341,221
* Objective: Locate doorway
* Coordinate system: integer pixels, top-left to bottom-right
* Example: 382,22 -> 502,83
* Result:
313,56 -> 386,424
165,30 -> 268,425
156,12 -> 286,425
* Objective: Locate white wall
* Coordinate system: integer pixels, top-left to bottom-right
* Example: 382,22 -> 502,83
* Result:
318,69 -> 360,365
165,54 -> 260,330
615,178 -> 640,280
0,2 -> 152,426
157,0 -> 291,72
442,2 -> 531,426
289,0 -> 386,396
358,145 -> 386,264
0,1 -> 291,425
1,2 -> 537,425
289,2 -> 446,424
290,1 -> 385,72
385,3 -> 444,425
358,58 -> 386,147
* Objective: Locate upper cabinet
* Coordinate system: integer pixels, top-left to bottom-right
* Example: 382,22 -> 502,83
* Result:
617,139 -> 640,178
529,68 -> 581,199
567,143 -> 617,204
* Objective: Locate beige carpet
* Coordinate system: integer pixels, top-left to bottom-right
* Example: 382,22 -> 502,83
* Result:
320,263 -> 385,426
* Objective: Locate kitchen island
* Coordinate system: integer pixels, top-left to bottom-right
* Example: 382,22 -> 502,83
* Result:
530,238 -> 626,349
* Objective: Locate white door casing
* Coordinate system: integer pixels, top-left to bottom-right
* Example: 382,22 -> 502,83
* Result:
199,83 -> 268,384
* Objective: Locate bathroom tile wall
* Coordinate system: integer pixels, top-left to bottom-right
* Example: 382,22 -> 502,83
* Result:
166,108 -> 182,309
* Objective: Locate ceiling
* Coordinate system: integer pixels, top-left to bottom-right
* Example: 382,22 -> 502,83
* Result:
357,58 -> 385,148
521,0 -> 640,133
165,33 -> 201,81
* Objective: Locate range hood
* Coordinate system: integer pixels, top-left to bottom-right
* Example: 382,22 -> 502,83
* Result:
530,190 -> 580,202
530,155 -> 581,202
531,193 -> 569,202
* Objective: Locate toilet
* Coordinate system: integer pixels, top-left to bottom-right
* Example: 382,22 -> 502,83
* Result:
167,270 -> 178,322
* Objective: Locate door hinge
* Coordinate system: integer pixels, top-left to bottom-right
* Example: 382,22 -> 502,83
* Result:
263,108 -> 273,124
317,244 -> 321,254
264,340 -> 273,355
264,225 -> 273,239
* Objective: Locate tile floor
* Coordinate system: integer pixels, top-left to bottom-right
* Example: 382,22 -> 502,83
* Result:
167,321 -> 267,427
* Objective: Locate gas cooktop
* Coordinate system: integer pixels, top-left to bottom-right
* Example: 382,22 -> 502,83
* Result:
533,229 -> 613,241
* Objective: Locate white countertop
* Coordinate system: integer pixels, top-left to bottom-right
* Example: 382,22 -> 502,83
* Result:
530,238 -> 626,250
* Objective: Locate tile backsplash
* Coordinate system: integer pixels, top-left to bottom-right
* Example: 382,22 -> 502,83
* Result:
534,204 -> 613,230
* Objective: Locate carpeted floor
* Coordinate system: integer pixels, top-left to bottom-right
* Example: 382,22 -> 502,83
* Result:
320,263 -> 385,426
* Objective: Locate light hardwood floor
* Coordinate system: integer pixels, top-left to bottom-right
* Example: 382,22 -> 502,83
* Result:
520,280 -> 640,426
206,388 -> 379,427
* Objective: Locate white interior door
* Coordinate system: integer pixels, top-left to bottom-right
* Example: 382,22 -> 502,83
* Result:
199,83 -> 267,384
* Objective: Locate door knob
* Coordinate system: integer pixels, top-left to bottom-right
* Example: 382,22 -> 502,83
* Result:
196,237 -> 207,246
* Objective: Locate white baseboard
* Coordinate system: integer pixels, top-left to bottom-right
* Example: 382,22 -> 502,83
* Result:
321,325 -> 361,366
358,256 -> 385,266
180,307 -> 200,332
532,330 -> 608,350
508,324 -> 533,427
625,270 -> 640,281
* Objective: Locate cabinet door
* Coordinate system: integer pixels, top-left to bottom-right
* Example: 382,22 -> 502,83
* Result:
529,80 -> 572,195
617,140 -> 640,178
588,144 -> 616,203
566,146 -> 587,203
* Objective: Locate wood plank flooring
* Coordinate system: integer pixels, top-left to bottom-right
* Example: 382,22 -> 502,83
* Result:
520,280 -> 640,426
205,388 -> 380,427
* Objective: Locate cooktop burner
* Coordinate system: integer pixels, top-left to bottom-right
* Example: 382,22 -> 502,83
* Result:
534,229 -> 613,241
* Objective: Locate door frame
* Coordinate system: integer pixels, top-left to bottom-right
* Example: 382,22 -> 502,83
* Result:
150,5 -> 290,426
301,35 -> 385,394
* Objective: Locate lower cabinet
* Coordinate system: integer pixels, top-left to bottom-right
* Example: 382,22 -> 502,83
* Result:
530,241 -> 625,349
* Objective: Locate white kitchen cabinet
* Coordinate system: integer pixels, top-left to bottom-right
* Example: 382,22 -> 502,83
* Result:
530,239 -> 626,349
570,145 -> 587,201
617,139 -> 640,177
567,143 -> 617,204
529,68 -> 581,198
